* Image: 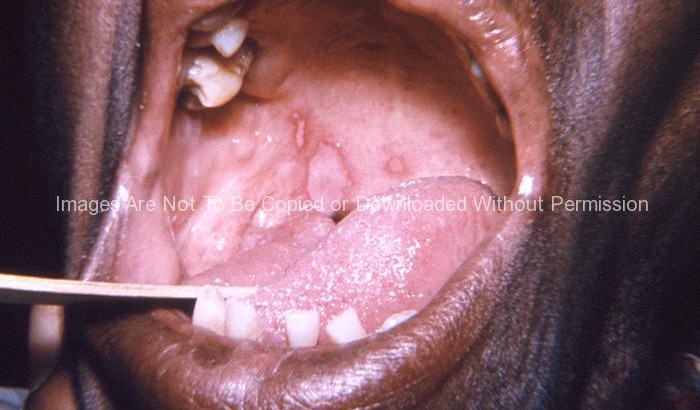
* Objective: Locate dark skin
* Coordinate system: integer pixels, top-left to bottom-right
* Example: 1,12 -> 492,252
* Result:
25,0 -> 700,409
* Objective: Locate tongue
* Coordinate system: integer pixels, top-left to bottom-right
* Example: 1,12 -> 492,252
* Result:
182,176 -> 494,345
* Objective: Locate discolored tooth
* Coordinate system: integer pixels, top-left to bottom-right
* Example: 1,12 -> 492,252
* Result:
192,286 -> 226,335
189,18 -> 249,58
378,310 -> 417,332
325,307 -> 367,344
284,310 -> 320,348
225,298 -> 262,341
181,53 -> 241,109
190,1 -> 245,32
181,45 -> 254,110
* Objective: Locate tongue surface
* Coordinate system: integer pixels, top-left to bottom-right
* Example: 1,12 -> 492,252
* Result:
183,176 -> 494,345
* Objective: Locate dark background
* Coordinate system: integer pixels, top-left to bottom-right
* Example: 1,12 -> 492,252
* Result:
1,1 -> 67,388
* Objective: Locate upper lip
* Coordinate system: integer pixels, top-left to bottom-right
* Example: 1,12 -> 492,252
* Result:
81,0 -> 551,407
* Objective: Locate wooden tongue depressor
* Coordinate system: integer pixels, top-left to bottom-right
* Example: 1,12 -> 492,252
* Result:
0,273 -> 256,305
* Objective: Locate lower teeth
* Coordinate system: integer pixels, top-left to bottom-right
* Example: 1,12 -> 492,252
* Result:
325,308 -> 368,345
225,298 -> 263,341
191,286 -> 226,336
284,309 -> 321,348
378,310 -> 417,332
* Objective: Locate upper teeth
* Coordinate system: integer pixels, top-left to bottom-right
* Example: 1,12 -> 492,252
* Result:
190,1 -> 246,32
325,307 -> 367,344
181,4 -> 252,110
189,18 -> 250,58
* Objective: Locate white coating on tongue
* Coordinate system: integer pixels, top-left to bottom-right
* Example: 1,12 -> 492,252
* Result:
183,176 -> 495,346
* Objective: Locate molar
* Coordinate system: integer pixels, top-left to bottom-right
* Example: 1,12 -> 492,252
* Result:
190,1 -> 246,32
180,44 -> 254,110
189,18 -> 249,58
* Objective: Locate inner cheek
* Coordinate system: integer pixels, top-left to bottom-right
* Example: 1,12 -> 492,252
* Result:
110,0 -> 513,347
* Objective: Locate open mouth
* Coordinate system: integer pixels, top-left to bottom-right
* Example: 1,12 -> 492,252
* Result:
79,0 -> 549,405
166,0 -> 517,347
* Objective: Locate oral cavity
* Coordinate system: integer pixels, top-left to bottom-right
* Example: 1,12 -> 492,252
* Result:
151,0 -> 515,348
